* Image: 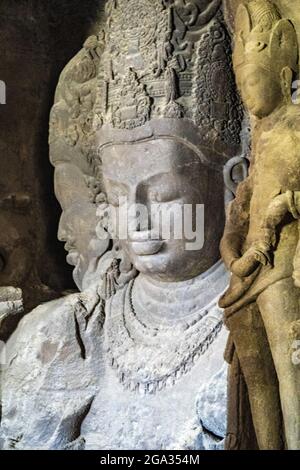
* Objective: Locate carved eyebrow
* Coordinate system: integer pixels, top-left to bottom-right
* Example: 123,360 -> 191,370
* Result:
104,178 -> 129,192
137,172 -> 176,187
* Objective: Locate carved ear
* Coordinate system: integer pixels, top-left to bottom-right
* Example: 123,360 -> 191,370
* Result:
233,4 -> 251,68
235,3 -> 251,37
280,66 -> 293,102
269,19 -> 298,68
223,156 -> 249,197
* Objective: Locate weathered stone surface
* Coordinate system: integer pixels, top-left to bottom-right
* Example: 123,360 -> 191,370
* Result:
0,0 -> 106,314
0,287 -> 23,341
1,263 -> 229,450
1,0 -> 245,450
220,0 -> 300,450
225,0 -> 300,60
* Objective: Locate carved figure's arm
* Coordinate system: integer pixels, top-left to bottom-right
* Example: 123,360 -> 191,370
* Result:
229,242 -> 271,277
230,189 -> 300,279
262,190 -> 300,247
221,173 -> 273,278
220,175 -> 253,271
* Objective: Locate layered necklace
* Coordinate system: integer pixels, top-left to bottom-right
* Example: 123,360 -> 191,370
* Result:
104,261 -> 228,395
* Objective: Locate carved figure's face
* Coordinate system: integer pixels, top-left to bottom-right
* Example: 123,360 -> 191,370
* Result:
57,202 -> 99,289
55,164 -> 104,289
236,64 -> 283,118
101,138 -> 225,282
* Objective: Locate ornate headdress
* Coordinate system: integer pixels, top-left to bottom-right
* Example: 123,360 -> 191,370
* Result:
93,0 -> 243,166
50,0 -> 243,175
233,0 -> 298,74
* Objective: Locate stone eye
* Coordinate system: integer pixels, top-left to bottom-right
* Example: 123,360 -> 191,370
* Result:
149,189 -> 179,203
256,41 -> 267,52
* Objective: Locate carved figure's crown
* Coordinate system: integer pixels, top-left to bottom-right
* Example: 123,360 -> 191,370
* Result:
49,0 -> 244,177
93,0 -> 242,150
233,0 -> 298,74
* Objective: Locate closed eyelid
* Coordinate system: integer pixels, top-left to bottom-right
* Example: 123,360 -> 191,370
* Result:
148,187 -> 181,202
105,179 -> 128,194
137,172 -> 174,188
246,76 -> 258,86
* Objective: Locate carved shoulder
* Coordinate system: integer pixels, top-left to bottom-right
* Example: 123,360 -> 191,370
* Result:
0,287 -> 23,341
4,295 -> 79,365
3,290 -> 104,384
0,291 -> 103,450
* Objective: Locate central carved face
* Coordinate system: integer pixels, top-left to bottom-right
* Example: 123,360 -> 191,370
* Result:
235,64 -> 283,119
101,138 -> 225,282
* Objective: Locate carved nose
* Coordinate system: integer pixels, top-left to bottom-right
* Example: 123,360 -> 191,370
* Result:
128,209 -> 141,233
58,218 -> 68,242
127,203 -> 149,234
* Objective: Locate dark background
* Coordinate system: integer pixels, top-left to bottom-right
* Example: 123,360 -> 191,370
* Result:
0,0 -> 105,312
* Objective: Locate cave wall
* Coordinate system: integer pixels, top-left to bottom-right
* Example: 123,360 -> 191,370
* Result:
0,0 -> 105,312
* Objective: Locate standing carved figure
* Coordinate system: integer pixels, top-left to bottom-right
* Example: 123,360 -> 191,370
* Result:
220,0 -> 300,450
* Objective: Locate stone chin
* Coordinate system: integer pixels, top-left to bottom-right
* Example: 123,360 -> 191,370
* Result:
66,251 -> 84,290
245,99 -> 273,120
124,245 -> 206,283
66,250 -> 80,267
72,260 -> 85,290
131,253 -> 170,280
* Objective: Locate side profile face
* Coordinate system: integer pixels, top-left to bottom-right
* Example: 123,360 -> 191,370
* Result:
101,138 -> 225,282
55,163 -> 106,289
57,202 -> 99,288
235,64 -> 283,118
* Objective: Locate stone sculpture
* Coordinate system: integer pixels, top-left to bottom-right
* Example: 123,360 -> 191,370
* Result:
0,0 -> 108,312
54,163 -> 109,291
220,0 -> 300,450
0,0 -> 243,450
0,287 -> 23,342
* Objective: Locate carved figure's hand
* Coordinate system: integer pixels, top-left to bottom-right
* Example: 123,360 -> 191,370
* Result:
261,193 -> 290,247
262,226 -> 277,249
230,241 -> 271,278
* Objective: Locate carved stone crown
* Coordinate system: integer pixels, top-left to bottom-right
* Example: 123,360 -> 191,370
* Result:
49,0 -> 244,178
233,0 -> 298,74
93,0 -> 242,150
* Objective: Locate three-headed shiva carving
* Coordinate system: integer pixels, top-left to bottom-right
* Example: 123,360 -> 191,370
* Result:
0,0 -> 244,450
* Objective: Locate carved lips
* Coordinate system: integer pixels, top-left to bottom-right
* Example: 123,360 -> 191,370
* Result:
130,241 -> 164,256
65,242 -> 80,266
129,231 -> 164,256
